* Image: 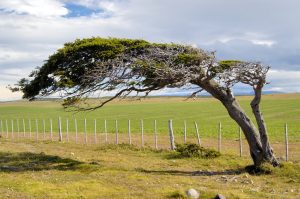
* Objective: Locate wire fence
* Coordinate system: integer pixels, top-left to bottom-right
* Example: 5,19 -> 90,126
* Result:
0,117 -> 299,162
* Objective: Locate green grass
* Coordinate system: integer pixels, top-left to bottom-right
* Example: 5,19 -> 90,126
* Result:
0,140 -> 299,198
0,94 -> 299,140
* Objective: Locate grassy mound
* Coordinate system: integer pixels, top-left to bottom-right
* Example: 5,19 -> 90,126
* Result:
175,143 -> 221,158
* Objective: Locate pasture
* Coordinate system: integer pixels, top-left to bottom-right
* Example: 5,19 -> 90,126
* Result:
0,93 -> 300,140
0,140 -> 299,198
0,93 -> 299,198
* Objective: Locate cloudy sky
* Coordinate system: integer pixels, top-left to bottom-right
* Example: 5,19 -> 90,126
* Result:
0,0 -> 299,100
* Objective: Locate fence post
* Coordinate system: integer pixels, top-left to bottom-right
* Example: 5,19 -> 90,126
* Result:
22,118 -> 25,137
285,123 -> 288,161
104,119 -> 107,143
84,118 -> 88,144
74,118 -> 78,143
43,119 -> 46,140
11,119 -> 14,139
58,117 -> 62,142
184,120 -> 187,144
194,121 -> 201,146
128,120 -> 131,145
66,118 -> 69,142
28,119 -> 31,138
0,119 -> 2,137
6,120 -> 8,138
94,119 -> 97,144
168,120 -> 176,150
35,119 -> 38,142
17,119 -> 20,138
115,120 -> 118,145
50,118 -> 53,141
218,122 -> 222,152
154,120 -> 158,149
140,119 -> 144,147
239,127 -> 242,157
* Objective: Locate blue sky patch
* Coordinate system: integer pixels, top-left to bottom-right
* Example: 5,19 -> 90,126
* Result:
64,3 -> 102,18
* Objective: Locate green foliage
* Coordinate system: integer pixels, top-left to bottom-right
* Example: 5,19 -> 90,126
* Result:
176,143 -> 221,158
17,37 -> 197,100
175,53 -> 201,65
219,60 -> 241,70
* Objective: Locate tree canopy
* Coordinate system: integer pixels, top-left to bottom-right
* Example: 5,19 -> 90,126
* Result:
15,37 -> 267,110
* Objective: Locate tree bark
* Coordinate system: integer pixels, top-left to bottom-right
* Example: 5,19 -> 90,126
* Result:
251,85 -> 279,166
197,79 -> 272,167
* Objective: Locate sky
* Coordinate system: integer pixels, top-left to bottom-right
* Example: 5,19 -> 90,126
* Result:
0,0 -> 299,101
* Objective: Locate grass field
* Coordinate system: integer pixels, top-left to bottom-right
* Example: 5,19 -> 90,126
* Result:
0,94 -> 299,198
0,140 -> 299,199
0,94 -> 299,140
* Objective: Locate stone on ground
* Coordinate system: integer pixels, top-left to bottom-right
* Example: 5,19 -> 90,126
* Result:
186,188 -> 200,199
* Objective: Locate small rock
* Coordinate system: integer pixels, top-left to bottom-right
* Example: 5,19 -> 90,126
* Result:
186,188 -> 200,199
214,194 -> 226,199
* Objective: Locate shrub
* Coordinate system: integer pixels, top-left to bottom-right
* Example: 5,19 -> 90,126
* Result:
175,143 -> 220,159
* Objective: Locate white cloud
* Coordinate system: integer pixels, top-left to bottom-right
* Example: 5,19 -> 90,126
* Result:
266,70 -> 300,93
0,0 -> 299,101
0,0 -> 68,17
0,86 -> 22,101
251,39 -> 276,47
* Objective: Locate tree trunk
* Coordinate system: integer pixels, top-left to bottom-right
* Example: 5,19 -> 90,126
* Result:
251,86 -> 279,166
222,95 -> 264,166
197,79 -> 277,167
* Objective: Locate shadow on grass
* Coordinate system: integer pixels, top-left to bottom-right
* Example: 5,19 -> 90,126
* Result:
136,168 -> 245,176
0,152 -> 83,172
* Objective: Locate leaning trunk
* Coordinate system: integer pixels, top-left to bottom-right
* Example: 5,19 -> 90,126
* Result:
198,79 -> 267,166
251,86 -> 279,166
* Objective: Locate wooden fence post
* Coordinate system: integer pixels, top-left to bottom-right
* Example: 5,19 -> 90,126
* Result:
6,120 -> 8,138
84,118 -> 88,144
285,123 -> 288,161
239,127 -> 242,157
115,120 -> 118,145
58,117 -> 62,142
0,119 -> 2,137
154,120 -> 158,149
94,119 -> 97,144
50,118 -> 53,141
43,119 -> 46,140
184,120 -> 187,144
194,121 -> 201,146
104,119 -> 107,143
168,120 -> 176,150
22,118 -> 25,137
218,122 -> 222,152
28,119 -> 31,138
66,118 -> 69,142
128,120 -> 131,145
35,119 -> 38,142
17,119 -> 20,138
11,119 -> 14,139
74,118 -> 78,143
140,119 -> 144,147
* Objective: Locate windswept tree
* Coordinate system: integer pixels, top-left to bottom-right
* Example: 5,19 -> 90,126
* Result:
12,37 -> 279,167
